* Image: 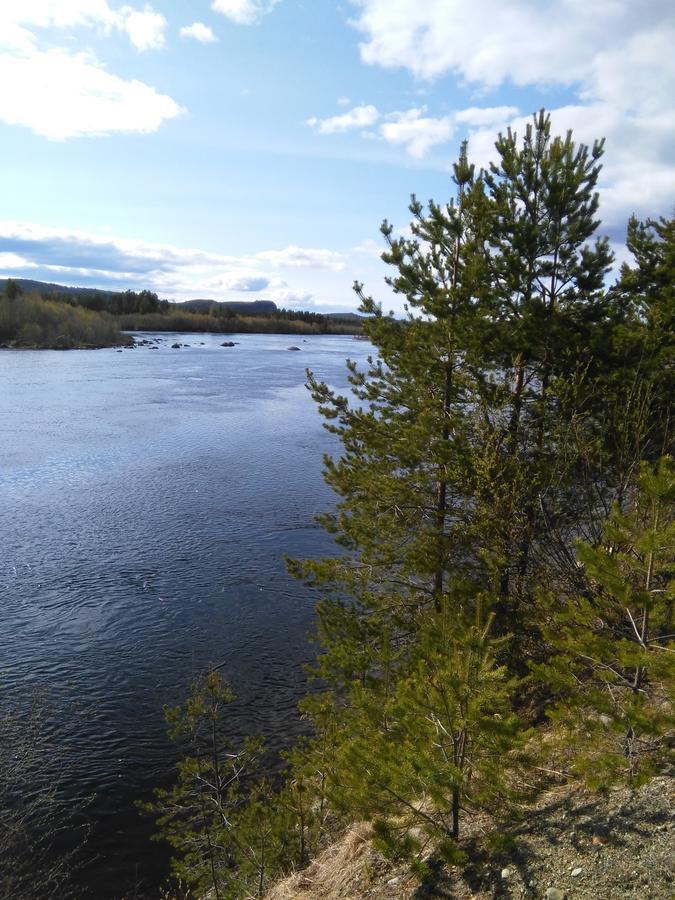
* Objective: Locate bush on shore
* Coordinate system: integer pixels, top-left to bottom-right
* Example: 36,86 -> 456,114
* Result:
0,290 -> 131,349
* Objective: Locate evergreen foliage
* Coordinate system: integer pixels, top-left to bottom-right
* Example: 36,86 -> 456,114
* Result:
325,590 -> 531,872
534,456 -> 674,786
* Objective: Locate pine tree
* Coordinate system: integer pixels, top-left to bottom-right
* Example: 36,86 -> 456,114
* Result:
326,588 -> 531,873
290,113 -> 621,872
476,111 -> 615,628
142,671 -> 267,899
607,214 -> 675,461
533,456 -> 674,786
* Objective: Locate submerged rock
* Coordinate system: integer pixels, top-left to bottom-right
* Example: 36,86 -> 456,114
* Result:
287,346 -> 301,351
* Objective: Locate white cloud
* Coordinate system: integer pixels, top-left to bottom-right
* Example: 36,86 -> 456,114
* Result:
380,108 -> 454,158
180,21 -> 218,43
307,105 -> 379,134
211,0 -> 280,26
257,246 -> 347,270
0,4 -> 182,139
120,5 -> 166,51
350,0 -> 652,85
0,48 -> 182,139
455,106 -> 520,127
350,0 -> 675,227
0,2 -> 168,52
0,252 -> 36,270
305,102 -> 520,158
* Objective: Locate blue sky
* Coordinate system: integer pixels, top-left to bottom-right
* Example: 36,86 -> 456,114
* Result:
0,0 -> 673,312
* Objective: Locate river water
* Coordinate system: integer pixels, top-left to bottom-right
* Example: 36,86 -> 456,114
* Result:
0,332 -> 371,897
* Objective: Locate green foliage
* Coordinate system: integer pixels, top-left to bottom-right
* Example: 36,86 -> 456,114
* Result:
606,214 -> 675,458
534,456 -> 675,786
324,591 -> 531,868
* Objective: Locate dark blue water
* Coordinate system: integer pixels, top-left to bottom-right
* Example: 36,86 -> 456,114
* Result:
0,332 -> 371,897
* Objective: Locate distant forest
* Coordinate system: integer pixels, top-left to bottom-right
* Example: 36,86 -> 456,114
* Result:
0,279 -> 363,348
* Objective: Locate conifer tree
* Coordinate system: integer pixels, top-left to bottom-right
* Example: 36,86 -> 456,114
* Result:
326,588 -> 530,872
290,112 -> 633,872
533,456 -> 674,786
476,111 -> 615,623
143,672 -> 268,899
607,214 -> 674,461
146,671 -> 318,898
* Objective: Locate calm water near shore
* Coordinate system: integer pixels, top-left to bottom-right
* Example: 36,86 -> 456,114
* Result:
0,332 -> 372,897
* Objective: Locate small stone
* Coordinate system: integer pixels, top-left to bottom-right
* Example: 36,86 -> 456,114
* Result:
545,889 -> 566,900
501,867 -> 511,879
571,867 -> 583,877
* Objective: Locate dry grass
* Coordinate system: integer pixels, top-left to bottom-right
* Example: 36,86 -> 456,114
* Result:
265,822 -> 411,900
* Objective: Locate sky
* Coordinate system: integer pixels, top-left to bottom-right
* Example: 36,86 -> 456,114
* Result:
0,0 -> 673,313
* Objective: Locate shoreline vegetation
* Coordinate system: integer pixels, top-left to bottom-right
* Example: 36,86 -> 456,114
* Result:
0,279 -> 364,349
142,114 -> 673,900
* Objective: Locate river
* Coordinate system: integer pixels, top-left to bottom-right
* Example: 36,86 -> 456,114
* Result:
0,332 -> 372,897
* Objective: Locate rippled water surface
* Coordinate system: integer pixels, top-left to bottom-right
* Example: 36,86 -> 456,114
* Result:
0,332 -> 371,897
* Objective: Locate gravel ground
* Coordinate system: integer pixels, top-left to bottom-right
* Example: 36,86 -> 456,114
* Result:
267,776 -> 674,900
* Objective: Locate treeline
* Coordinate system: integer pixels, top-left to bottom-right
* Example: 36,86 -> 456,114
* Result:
39,286 -> 169,316
145,112 -> 674,898
118,308 -> 359,335
1,279 -> 363,337
0,282 -> 131,348
207,302 -> 360,332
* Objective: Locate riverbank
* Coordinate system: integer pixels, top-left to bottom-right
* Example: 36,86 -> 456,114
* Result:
267,776 -> 674,899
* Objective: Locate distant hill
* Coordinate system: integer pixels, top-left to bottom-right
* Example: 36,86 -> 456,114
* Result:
0,278 -> 120,301
181,298 -> 278,315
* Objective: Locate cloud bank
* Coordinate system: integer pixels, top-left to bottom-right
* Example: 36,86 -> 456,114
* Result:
0,221 -> 344,305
